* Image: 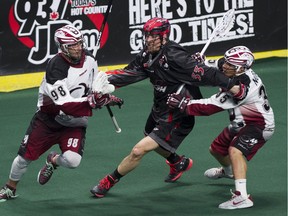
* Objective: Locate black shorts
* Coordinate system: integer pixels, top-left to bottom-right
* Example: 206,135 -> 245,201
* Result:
145,112 -> 195,153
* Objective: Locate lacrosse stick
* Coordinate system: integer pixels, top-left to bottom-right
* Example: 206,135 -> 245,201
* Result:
93,0 -> 121,133
200,9 -> 235,55
176,10 -> 235,95
93,0 -> 113,57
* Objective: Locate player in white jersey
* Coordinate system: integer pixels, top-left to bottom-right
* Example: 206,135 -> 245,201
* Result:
0,25 -> 123,202
167,46 -> 275,209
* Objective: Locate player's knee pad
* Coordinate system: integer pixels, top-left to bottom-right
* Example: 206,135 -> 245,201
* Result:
58,151 -> 82,168
9,155 -> 31,181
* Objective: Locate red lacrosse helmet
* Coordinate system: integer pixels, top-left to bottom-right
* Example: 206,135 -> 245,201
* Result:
224,46 -> 254,70
143,17 -> 170,37
54,25 -> 85,56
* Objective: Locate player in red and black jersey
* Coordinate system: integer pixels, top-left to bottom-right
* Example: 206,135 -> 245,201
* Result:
90,17 -> 243,198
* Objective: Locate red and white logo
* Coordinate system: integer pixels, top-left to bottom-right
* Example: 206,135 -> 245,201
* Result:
8,0 -> 111,65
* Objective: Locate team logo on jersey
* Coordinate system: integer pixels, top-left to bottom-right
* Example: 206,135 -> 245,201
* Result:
70,83 -> 90,97
154,80 -> 167,92
191,65 -> 204,81
159,55 -> 169,69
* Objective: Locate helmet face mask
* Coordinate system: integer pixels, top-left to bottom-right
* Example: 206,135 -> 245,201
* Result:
54,25 -> 85,63
224,46 -> 254,72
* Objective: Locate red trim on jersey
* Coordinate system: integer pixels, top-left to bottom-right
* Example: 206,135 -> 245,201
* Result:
60,102 -> 93,117
106,69 -> 126,75
40,102 -> 92,117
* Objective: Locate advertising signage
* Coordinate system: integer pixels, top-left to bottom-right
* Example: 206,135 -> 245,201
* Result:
0,0 -> 287,75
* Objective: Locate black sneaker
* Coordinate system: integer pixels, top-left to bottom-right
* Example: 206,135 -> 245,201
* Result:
37,151 -> 58,185
0,185 -> 18,202
165,156 -> 193,182
90,175 -> 118,198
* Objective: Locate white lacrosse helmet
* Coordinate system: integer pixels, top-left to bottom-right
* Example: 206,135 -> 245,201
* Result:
54,25 -> 85,57
224,46 -> 254,70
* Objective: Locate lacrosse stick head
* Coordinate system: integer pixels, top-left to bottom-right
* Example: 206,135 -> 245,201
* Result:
214,9 -> 235,37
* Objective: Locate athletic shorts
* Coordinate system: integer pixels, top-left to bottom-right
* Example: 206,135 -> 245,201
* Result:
211,124 -> 274,161
146,111 -> 195,153
18,112 -> 86,161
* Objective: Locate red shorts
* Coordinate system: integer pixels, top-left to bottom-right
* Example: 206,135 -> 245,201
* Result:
18,112 -> 86,161
211,125 -> 267,161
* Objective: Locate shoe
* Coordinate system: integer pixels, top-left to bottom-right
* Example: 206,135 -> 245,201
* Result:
219,190 -> 253,209
0,185 -> 18,202
204,167 -> 234,179
165,155 -> 193,182
37,151 -> 58,185
90,175 -> 118,198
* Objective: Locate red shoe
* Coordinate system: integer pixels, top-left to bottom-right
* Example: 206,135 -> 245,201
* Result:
165,156 -> 193,182
90,175 -> 118,198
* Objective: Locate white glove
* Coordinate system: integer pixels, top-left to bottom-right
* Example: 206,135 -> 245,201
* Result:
92,71 -> 113,93
102,83 -> 115,94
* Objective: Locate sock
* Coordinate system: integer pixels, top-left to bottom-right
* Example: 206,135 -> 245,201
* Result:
222,165 -> 232,176
166,153 -> 181,164
6,184 -> 16,191
110,169 -> 123,181
235,179 -> 248,199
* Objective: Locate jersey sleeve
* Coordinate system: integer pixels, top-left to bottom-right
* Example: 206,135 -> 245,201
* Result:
43,79 -> 92,117
186,91 -> 238,116
165,44 -> 234,90
106,52 -> 148,87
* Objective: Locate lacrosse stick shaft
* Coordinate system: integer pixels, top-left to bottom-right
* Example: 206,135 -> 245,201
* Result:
93,0 -> 113,57
200,32 -> 215,55
106,105 -> 121,133
92,0 -> 121,133
176,84 -> 185,94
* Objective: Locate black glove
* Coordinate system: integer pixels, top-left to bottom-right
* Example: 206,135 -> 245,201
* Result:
191,52 -> 206,63
167,93 -> 189,113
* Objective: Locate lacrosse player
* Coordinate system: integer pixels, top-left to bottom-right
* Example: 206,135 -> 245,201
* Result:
0,25 -> 123,202
167,46 -> 275,209
90,17 -> 245,198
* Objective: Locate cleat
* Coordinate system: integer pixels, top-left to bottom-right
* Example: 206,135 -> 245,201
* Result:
219,190 -> 253,209
0,185 -> 18,202
165,155 -> 193,182
204,167 -> 234,179
37,151 -> 58,185
90,175 -> 118,198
